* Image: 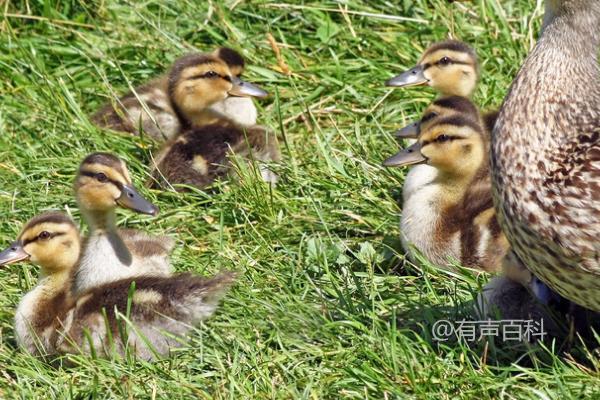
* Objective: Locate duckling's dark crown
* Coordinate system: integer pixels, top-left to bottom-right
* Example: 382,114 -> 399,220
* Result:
78,152 -> 126,176
432,96 -> 478,118
215,47 -> 245,68
21,212 -> 75,235
423,40 -> 477,61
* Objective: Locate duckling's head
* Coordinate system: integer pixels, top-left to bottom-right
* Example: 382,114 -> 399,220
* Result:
395,95 -> 480,139
384,113 -> 486,178
75,152 -> 158,216
213,47 -> 245,77
386,40 -> 479,97
0,212 -> 80,274
168,53 -> 267,122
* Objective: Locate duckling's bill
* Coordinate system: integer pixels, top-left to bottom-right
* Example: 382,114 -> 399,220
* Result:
395,121 -> 419,139
0,241 -> 29,266
383,142 -> 426,167
117,184 -> 159,216
229,77 -> 268,98
385,65 -> 428,87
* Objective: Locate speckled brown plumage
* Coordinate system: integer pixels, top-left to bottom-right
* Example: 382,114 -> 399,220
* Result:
492,0 -> 600,310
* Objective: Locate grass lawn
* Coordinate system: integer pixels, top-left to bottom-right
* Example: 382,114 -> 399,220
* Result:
1,0 -> 599,398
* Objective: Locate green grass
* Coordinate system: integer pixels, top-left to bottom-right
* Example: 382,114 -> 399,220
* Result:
1,0 -> 599,398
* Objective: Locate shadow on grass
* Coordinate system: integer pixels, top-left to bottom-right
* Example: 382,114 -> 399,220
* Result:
395,289 -> 600,369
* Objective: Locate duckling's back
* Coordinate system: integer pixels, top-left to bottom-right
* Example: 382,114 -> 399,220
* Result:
150,121 -> 279,189
449,166 -> 508,271
92,77 -> 181,141
57,271 -> 236,359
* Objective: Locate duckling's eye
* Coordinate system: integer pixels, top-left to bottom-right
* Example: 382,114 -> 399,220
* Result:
95,173 -> 108,182
204,71 -> 219,79
436,134 -> 451,143
439,56 -> 451,66
38,231 -> 51,240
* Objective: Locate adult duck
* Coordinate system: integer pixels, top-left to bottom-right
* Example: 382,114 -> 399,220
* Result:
491,0 -> 600,310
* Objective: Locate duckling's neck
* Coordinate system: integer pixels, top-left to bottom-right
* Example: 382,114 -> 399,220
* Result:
75,207 -> 134,293
434,170 -> 479,205
83,208 -> 117,232
169,96 -> 213,128
81,207 -> 133,265
38,269 -> 72,294
438,82 -> 475,98
81,208 -> 132,264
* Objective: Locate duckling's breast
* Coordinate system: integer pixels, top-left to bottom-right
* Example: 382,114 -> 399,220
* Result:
14,284 -> 71,355
400,182 -> 460,266
402,165 -> 437,202
14,289 -> 45,354
208,97 -> 258,127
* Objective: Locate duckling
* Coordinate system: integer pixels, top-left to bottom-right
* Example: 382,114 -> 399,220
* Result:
73,152 -> 172,294
386,40 -> 479,97
0,212 -> 235,358
383,109 -> 507,272
149,121 -> 280,189
398,100 -> 558,312
92,48 -> 267,141
0,212 -> 80,355
386,40 -> 498,134
399,96 -> 480,203
491,0 -> 600,311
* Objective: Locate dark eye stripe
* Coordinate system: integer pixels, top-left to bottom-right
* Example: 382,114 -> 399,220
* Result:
187,73 -> 230,81
22,232 -> 65,246
79,171 -> 122,189
422,135 -> 460,146
423,60 -> 472,70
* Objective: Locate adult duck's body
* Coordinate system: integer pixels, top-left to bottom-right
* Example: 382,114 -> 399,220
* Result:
492,0 -> 600,310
